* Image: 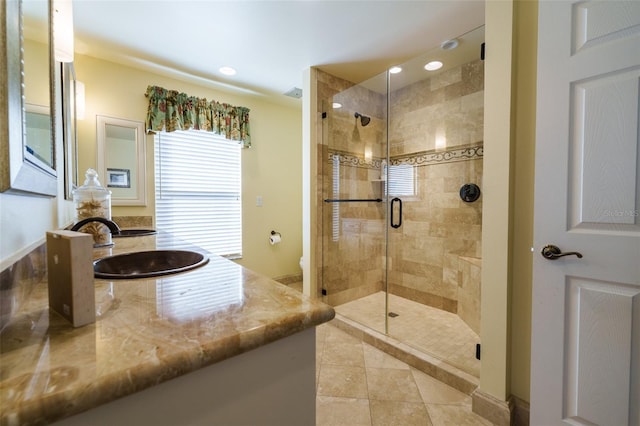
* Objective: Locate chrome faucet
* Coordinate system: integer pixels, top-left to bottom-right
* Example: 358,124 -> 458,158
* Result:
70,217 -> 121,236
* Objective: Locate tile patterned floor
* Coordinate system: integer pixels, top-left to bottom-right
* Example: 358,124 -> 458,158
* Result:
285,282 -> 488,424
315,321 -> 492,426
334,292 -> 480,377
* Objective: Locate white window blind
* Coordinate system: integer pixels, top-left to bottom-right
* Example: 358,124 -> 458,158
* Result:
332,155 -> 340,241
155,131 -> 242,258
388,164 -> 416,197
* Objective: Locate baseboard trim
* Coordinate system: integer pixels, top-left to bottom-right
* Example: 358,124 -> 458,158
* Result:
511,395 -> 530,426
272,273 -> 303,285
471,388 -> 514,426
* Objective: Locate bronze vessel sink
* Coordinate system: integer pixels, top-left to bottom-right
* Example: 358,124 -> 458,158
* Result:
94,250 -> 209,279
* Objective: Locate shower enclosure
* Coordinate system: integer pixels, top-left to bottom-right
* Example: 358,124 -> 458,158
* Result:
319,26 -> 484,379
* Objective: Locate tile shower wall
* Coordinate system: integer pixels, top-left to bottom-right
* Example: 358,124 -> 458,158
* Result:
322,151 -> 386,306
317,58 -> 483,313
388,59 -> 483,313
316,70 -> 357,300
320,77 -> 387,306
388,153 -> 483,313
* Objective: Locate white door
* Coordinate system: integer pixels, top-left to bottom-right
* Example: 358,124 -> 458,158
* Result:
531,1 -> 640,425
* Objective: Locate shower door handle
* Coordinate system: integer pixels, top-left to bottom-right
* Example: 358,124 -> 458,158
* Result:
390,197 -> 402,229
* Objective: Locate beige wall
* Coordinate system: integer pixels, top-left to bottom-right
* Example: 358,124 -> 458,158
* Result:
2,51 -> 303,280
480,0 -> 537,405
509,0 -> 537,403
480,0 -> 514,401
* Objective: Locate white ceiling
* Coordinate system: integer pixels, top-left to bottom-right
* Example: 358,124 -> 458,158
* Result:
26,0 -> 486,105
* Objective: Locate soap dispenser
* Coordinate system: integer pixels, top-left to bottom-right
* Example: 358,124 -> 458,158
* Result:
73,169 -> 113,247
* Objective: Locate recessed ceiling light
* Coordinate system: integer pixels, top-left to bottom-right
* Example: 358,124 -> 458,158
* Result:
332,102 -> 342,109
219,66 -> 237,76
389,66 -> 402,74
424,61 -> 443,71
440,39 -> 459,50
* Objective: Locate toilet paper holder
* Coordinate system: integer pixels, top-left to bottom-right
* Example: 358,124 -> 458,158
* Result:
269,230 -> 282,245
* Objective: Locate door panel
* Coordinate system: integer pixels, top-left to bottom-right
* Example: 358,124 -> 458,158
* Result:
532,1 -> 640,425
573,1 -> 640,54
570,68 -> 640,229
564,278 -> 639,425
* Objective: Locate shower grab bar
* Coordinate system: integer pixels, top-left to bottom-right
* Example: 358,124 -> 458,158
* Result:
324,198 -> 383,203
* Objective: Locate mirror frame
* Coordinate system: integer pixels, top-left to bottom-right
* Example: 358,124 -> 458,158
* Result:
96,115 -> 147,206
1,0 -> 57,197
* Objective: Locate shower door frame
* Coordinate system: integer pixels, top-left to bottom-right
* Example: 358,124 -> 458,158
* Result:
319,70 -> 394,335
383,70 -> 391,335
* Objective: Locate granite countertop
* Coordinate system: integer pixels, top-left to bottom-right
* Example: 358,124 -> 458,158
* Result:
0,232 -> 334,425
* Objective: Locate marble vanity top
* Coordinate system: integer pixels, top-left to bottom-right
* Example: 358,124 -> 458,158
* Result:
0,232 -> 334,425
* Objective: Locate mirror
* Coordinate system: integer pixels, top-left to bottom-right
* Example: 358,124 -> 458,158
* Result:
62,62 -> 79,199
1,0 -> 57,196
97,115 -> 147,206
25,103 -> 53,170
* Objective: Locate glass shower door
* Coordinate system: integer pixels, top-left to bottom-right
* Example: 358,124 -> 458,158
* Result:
320,71 -> 389,335
385,26 -> 485,378
319,25 -> 485,380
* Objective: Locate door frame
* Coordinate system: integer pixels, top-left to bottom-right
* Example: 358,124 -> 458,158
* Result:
473,1 -> 540,423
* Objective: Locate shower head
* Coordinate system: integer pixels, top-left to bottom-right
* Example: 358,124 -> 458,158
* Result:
354,112 -> 371,127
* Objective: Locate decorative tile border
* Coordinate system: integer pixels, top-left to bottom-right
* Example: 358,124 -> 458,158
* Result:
328,151 -> 381,170
392,144 -> 483,166
328,143 -> 483,169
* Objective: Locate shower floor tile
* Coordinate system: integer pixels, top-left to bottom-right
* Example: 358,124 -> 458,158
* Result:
334,292 -> 480,377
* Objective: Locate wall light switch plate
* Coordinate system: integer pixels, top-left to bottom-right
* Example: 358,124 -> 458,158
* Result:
256,196 -> 263,207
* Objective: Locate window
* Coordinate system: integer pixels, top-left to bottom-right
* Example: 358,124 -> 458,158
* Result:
155,131 -> 242,258
388,163 -> 416,197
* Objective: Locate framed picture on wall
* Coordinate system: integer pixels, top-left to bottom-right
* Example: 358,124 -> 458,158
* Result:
106,168 -> 131,188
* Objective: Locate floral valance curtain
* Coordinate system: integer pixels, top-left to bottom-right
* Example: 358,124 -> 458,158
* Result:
145,85 -> 251,148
